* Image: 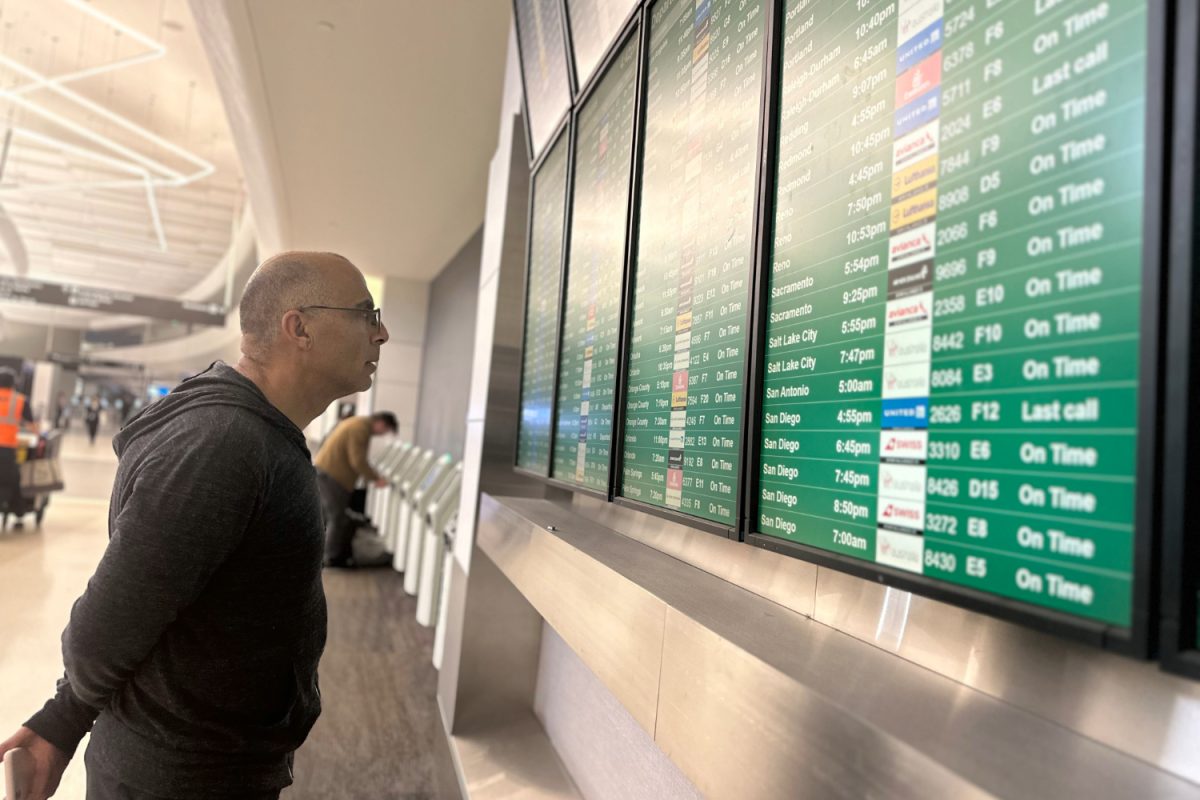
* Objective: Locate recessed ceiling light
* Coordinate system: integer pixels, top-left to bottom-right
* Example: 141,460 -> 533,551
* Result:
316,20 -> 335,32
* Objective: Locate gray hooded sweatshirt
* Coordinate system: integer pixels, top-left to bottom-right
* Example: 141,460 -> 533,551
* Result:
25,362 -> 327,797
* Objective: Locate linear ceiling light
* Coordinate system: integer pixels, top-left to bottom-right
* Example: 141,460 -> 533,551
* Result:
0,0 -> 217,254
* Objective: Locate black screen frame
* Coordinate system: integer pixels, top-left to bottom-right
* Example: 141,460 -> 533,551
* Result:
514,118 -> 573,480
542,15 -> 645,500
512,0 -> 576,166
1160,0 -> 1200,679
742,0 -> 1171,657
563,0 -> 643,102
610,0 -> 778,540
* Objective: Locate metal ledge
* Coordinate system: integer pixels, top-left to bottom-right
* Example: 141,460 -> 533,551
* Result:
477,494 -> 1200,800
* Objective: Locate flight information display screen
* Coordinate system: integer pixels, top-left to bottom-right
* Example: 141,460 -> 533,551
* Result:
620,0 -> 767,526
517,130 -> 570,474
552,35 -> 639,491
565,0 -> 639,90
515,0 -> 574,159
756,0 -> 1151,628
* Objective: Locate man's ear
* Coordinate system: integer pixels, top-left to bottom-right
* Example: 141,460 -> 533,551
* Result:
280,309 -> 313,351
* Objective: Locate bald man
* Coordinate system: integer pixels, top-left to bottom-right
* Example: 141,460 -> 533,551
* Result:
0,252 -> 389,799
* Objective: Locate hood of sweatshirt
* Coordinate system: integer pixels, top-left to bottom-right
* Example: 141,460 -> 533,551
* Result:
113,361 -> 308,460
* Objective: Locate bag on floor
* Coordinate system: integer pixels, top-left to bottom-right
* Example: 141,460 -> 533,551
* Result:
350,523 -> 392,567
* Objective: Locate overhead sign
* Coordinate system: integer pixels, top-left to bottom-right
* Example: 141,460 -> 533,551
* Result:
0,275 -> 225,326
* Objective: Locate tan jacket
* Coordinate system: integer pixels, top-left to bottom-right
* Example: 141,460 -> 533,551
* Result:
314,416 -> 380,491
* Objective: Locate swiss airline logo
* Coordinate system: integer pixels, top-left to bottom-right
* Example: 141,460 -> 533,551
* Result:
896,52 -> 943,109
880,429 -> 929,463
889,223 -> 937,270
666,467 -> 683,491
672,370 -> 689,393
899,0 -> 946,44
877,528 -> 925,573
879,463 -> 927,502
877,496 -> 927,531
886,291 -> 933,328
892,121 -> 940,171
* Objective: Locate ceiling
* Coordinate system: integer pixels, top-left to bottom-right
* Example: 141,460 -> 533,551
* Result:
0,0 -> 243,311
0,0 -> 511,335
221,0 -> 512,281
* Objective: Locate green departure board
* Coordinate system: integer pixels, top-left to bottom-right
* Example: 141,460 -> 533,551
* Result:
552,36 -> 639,491
565,0 -> 639,89
620,0 -> 767,525
516,0 -> 574,159
517,131 -> 570,474
757,0 -> 1150,628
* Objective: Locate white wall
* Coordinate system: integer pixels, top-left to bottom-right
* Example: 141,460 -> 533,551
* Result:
374,277 -> 428,442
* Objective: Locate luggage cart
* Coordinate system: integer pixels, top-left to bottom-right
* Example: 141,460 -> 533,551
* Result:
416,464 -> 461,626
403,458 -> 457,594
4,431 -> 65,529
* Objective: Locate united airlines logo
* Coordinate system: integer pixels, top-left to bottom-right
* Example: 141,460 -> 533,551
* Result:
897,19 -> 944,73
894,88 -> 941,137
881,397 -> 930,428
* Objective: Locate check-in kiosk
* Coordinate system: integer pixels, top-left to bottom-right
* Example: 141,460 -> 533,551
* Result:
383,447 -> 429,552
387,449 -> 438,556
367,440 -> 408,526
415,463 -> 461,626
374,443 -> 415,539
432,514 -> 457,670
397,453 -> 454,579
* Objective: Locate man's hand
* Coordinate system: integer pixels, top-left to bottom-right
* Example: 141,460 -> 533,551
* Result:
0,727 -> 68,800
373,478 -> 388,488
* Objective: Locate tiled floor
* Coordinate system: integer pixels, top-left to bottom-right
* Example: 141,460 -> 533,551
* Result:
0,429 -> 448,799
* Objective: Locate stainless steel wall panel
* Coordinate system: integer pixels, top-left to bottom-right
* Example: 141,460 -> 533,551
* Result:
477,495 -> 667,734
569,493 -> 818,619
655,611 -> 992,800
469,495 -> 1200,799
814,567 -> 1200,786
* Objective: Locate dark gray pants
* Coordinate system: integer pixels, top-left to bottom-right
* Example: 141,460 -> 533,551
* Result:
315,468 -> 354,562
0,446 -> 25,517
85,746 -> 281,799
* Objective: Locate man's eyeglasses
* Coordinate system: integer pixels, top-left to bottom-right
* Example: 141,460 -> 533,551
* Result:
298,305 -> 382,329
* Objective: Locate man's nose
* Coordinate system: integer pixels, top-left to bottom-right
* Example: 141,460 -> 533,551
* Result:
373,321 -> 390,345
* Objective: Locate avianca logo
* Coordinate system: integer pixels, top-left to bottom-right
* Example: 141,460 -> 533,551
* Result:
892,124 -> 939,169
889,225 -> 936,268
889,299 -> 929,321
